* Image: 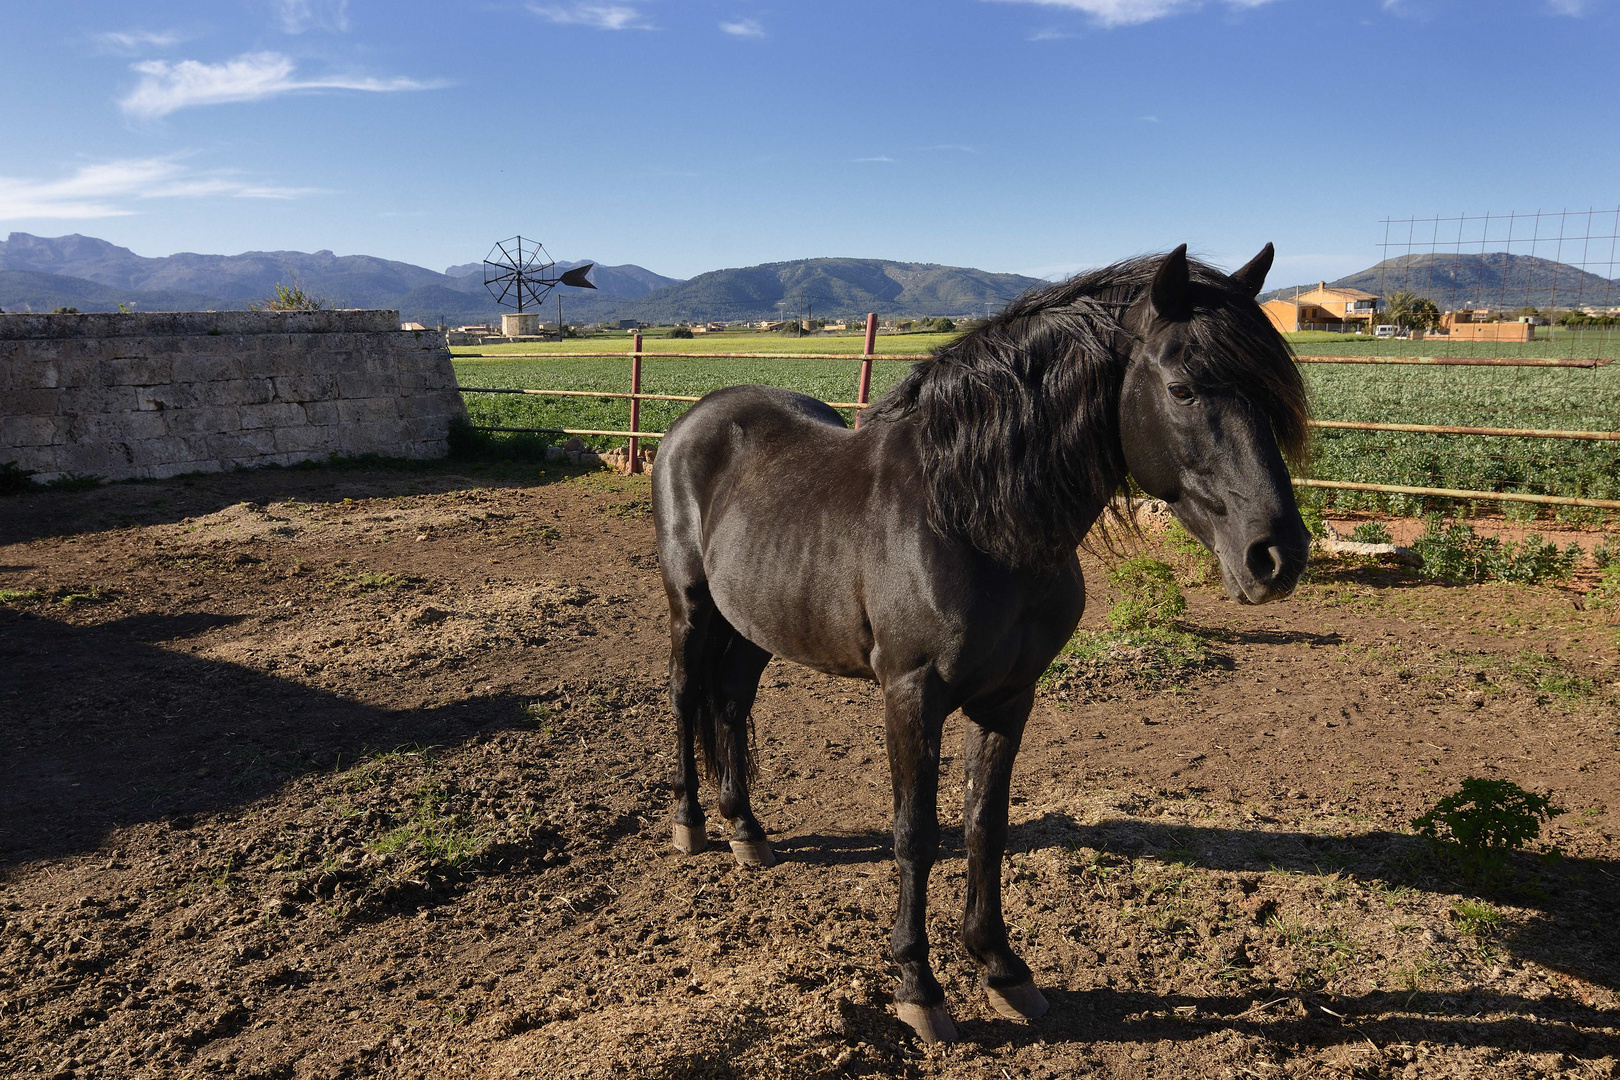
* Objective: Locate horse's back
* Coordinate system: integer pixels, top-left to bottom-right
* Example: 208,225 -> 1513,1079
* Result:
654,385 -> 848,557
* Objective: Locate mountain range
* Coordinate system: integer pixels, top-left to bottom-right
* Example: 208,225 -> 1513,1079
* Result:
0,233 -> 1043,324
1264,253 -> 1620,309
8,233 -> 1616,324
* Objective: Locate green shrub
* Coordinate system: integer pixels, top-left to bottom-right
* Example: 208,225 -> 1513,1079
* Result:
1298,504 -> 1326,541
1349,520 -> 1393,544
1106,557 -> 1186,633
1413,517 -> 1580,584
1412,777 -> 1563,882
1592,538 -> 1618,569
668,326 -> 694,339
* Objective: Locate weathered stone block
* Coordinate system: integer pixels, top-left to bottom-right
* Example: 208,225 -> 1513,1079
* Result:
237,402 -> 309,430
166,405 -> 242,436
106,356 -> 174,386
1,414 -> 61,448
274,425 -> 342,455
2,388 -> 64,417
136,384 -> 203,411
300,400 -> 341,425
271,374 -> 338,402
336,397 -> 402,424
171,355 -> 248,383
208,378 -> 277,407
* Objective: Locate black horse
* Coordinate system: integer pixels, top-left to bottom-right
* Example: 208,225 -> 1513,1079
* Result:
651,244 -> 1310,1042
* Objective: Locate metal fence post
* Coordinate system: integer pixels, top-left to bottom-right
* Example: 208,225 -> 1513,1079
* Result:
629,333 -> 643,474
854,312 -> 876,428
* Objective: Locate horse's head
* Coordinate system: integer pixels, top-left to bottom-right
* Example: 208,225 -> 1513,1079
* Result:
1120,244 -> 1311,604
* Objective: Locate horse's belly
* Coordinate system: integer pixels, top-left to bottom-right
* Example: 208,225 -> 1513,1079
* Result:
705,528 -> 875,680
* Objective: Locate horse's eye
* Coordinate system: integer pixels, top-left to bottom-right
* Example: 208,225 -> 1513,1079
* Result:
1168,383 -> 1195,402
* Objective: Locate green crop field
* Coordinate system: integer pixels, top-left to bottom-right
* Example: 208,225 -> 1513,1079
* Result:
452,330 -> 1620,523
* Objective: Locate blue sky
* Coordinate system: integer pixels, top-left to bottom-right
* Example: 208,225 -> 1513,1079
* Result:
1,0 -> 1614,285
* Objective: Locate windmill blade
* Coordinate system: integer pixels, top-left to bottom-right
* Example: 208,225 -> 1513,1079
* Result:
558,264 -> 597,289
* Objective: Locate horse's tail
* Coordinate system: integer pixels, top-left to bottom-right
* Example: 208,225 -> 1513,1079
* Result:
698,624 -> 758,782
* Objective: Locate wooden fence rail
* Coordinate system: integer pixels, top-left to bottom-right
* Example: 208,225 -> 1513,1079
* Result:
457,329 -> 1619,506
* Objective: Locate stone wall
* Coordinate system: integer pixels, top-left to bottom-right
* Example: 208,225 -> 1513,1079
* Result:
0,310 -> 467,482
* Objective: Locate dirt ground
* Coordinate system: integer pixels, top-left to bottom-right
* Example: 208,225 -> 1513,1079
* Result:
1,461 -> 1616,1080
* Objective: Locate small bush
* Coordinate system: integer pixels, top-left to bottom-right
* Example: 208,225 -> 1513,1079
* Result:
1106,557 -> 1186,633
668,326 -> 694,339
1349,520 -> 1393,545
1412,777 -> 1563,882
252,276 -> 330,312
1590,537 -> 1617,569
1413,517 -> 1580,585
1298,505 -> 1326,541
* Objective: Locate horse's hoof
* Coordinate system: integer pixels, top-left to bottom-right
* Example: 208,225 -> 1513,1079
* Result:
985,979 -> 1049,1021
728,839 -> 775,867
672,823 -> 708,854
895,1002 -> 959,1044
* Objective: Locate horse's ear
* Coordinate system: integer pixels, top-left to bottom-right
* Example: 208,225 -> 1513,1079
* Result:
1150,244 -> 1192,321
1230,242 -> 1274,298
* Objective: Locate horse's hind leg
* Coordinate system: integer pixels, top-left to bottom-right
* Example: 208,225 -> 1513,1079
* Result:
960,687 -> 1048,1022
667,585 -> 713,854
710,628 -> 774,867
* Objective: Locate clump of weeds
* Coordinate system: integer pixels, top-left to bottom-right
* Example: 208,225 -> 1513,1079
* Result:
1044,557 -> 1222,697
1413,516 -> 1580,585
1412,777 -> 1564,885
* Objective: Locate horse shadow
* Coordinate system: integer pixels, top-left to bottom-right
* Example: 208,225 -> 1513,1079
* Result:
0,606 -> 529,868
0,458 -> 595,547
959,983 -> 1620,1056
1007,811 -> 1619,994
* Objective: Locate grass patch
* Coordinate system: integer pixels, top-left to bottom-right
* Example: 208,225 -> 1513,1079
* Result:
1449,899 -> 1504,936
1044,558 -> 1220,697
335,571 -> 421,595
369,776 -> 485,869
0,589 -> 45,603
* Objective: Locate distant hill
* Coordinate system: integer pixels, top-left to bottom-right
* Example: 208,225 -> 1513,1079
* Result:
612,258 -> 1044,323
1264,253 -> 1620,309
0,233 -> 674,322
0,269 -> 220,314
0,233 -> 1043,324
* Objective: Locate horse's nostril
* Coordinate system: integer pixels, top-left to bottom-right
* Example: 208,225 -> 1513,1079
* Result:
1245,539 -> 1284,583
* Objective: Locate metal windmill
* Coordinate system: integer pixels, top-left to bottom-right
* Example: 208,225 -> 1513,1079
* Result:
483,235 -> 596,334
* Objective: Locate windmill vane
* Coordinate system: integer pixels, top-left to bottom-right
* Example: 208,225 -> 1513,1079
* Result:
483,235 -> 597,313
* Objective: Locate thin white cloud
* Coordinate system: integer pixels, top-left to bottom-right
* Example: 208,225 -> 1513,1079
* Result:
921,143 -> 978,153
274,0 -> 350,34
95,29 -> 182,54
119,52 -> 439,119
1546,0 -> 1588,14
1028,27 -> 1076,39
1140,114 -> 1161,122
854,156 -> 896,163
720,18 -> 766,37
990,0 -> 1279,29
528,4 -> 654,30
0,158 -> 319,221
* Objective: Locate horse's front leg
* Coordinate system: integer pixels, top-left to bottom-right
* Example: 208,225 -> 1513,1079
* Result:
883,671 -> 956,1043
961,688 -> 1049,1021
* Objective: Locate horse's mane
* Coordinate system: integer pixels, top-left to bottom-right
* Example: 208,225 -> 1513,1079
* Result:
867,253 -> 1310,571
